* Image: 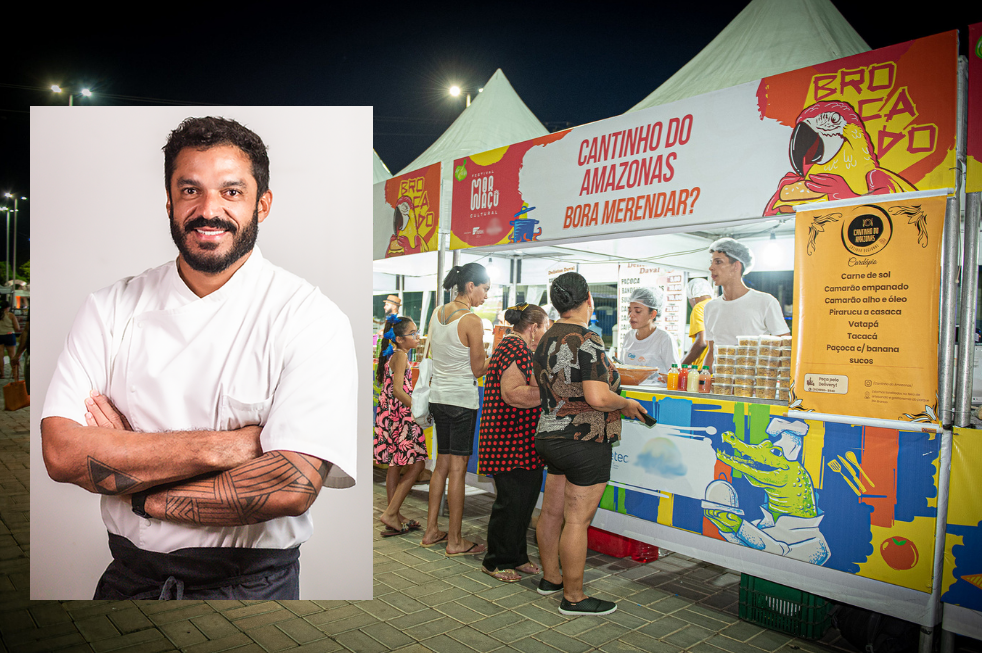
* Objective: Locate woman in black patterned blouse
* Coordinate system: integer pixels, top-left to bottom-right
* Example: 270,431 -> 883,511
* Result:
477,303 -> 548,583
532,272 -> 646,616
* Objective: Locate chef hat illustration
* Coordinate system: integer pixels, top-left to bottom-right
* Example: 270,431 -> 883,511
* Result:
765,418 -> 809,461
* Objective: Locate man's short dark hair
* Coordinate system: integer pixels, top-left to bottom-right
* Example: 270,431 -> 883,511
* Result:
711,250 -> 743,276
163,117 -> 270,198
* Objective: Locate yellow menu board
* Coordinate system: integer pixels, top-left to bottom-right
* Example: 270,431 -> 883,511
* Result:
791,191 -> 947,422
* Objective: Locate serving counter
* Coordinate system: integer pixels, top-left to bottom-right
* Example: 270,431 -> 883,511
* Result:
598,386 -> 943,625
374,367 -> 945,625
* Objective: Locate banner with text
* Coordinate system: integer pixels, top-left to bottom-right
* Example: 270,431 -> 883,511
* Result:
791,191 -> 947,422
372,162 -> 441,260
449,32 -> 956,249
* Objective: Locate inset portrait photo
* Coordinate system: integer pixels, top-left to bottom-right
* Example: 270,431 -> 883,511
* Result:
30,106 -> 372,600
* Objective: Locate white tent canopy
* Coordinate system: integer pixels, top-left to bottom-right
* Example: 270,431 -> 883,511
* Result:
373,149 -> 392,183
397,69 -> 548,175
628,0 -> 869,112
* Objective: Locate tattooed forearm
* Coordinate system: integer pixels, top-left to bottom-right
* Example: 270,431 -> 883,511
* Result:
153,451 -> 332,526
88,457 -> 144,494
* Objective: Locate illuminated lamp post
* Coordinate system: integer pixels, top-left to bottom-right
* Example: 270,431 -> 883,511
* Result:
50,84 -> 93,106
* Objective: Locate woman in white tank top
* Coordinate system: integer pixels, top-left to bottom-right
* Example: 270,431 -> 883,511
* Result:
420,263 -> 491,556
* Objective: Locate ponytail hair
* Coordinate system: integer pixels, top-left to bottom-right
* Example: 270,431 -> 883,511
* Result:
442,262 -> 490,295
504,303 -> 548,334
376,314 -> 415,384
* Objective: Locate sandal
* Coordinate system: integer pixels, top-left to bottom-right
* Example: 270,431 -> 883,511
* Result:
420,532 -> 448,548
482,567 -> 522,583
404,520 -> 422,531
446,542 -> 486,557
516,562 -> 540,574
380,524 -> 409,538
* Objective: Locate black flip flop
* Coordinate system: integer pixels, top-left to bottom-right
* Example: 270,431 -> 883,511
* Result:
380,524 -> 409,538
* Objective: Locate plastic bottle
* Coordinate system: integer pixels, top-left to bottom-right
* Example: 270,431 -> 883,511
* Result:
698,366 -> 712,393
667,364 -> 679,390
677,365 -> 689,391
686,364 -> 701,392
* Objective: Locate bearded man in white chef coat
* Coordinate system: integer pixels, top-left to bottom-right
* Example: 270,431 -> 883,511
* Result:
40,116 -> 357,600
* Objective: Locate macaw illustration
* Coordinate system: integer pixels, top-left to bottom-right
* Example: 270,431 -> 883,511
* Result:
702,418 -> 830,565
764,101 -> 916,216
385,195 -> 428,257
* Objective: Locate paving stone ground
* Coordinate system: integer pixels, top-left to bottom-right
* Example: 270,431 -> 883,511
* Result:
1,384 -> 978,652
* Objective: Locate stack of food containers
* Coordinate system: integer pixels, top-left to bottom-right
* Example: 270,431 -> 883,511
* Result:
711,336 -> 792,401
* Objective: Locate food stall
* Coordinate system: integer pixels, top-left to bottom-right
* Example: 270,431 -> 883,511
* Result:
375,28 -> 974,645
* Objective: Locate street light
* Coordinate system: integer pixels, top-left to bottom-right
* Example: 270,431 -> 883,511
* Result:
449,85 -> 483,108
50,84 -> 93,106
3,194 -> 26,287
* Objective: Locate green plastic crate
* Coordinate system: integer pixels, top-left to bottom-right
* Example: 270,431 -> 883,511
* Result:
739,574 -> 832,639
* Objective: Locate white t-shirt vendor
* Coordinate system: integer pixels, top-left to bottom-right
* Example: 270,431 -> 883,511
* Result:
40,116 -> 357,601
703,237 -> 790,372
619,286 -> 680,386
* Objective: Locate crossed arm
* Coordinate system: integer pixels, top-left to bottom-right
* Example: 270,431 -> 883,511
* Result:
41,392 -> 331,526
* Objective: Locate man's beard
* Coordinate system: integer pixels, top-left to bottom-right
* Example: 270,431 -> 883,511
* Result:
169,206 -> 259,274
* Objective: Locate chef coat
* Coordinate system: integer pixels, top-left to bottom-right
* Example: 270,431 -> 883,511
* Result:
42,248 -> 357,554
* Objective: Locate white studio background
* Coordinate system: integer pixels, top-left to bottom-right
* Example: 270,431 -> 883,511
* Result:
29,106 -> 373,600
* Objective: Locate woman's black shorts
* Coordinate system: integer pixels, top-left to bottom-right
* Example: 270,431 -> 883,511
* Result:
431,402 -> 478,456
535,437 -> 612,487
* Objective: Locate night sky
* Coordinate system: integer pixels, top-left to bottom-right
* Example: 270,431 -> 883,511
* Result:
3,2 -> 979,272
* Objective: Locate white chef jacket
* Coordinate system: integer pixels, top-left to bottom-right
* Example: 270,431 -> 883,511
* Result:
620,327 -> 679,386
41,248 -> 357,553
703,289 -> 788,347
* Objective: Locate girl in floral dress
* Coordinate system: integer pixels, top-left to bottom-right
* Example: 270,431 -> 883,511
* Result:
374,315 -> 427,536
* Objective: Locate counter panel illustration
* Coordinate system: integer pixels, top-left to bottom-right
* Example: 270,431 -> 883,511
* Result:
611,390 -> 939,592
941,427 -> 982,611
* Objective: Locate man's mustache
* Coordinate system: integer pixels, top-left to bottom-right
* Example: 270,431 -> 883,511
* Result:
184,216 -> 237,234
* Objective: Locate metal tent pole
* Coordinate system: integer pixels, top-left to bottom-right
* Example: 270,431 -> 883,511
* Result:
954,192 -> 981,426
931,51 -> 970,653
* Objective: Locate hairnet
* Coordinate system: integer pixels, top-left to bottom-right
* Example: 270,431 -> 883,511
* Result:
686,277 -> 713,299
709,237 -> 755,275
628,286 -> 664,312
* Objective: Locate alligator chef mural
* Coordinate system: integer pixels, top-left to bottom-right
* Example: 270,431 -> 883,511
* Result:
703,420 -> 830,566
607,393 -> 939,592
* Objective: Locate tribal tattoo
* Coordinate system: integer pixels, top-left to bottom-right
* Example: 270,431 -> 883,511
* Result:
159,451 -> 331,526
87,456 -> 142,494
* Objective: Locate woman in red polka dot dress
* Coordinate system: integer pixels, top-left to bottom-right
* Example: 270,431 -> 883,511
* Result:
478,303 -> 549,582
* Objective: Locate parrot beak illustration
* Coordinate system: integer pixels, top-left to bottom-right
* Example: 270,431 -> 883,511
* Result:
789,122 -> 823,177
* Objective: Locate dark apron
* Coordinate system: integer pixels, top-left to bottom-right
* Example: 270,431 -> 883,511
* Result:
94,533 -> 301,600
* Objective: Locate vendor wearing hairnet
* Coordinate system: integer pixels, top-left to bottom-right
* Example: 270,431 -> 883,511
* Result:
619,287 -> 680,386
704,238 -> 789,372
681,278 -> 713,369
